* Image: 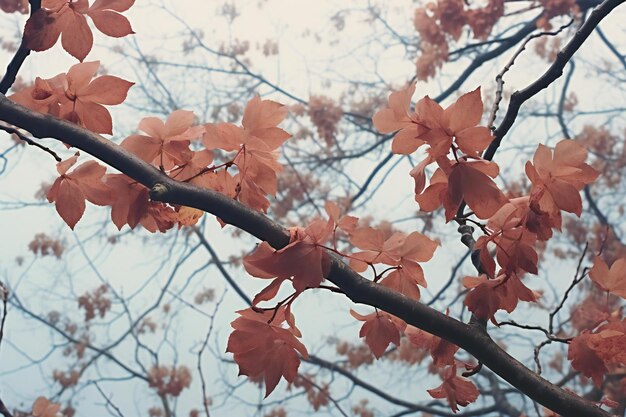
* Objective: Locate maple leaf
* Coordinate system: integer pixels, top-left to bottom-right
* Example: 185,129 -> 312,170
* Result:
525,139 -> 599,216
350,309 -> 406,358
32,397 -> 61,417
417,88 -> 493,159
121,110 -> 204,170
104,174 -> 176,232
169,149 -> 214,184
226,308 -> 308,397
588,256 -> 626,299
474,202 -> 539,277
415,159 -> 507,221
203,96 -> 290,212
23,0 -> 135,61
463,272 -> 539,323
568,331 -> 609,386
9,74 -> 66,116
444,159 -> 508,221
349,228 -> 437,271
372,81 -> 427,154
9,61 -> 133,134
325,201 -> 358,234
405,325 -> 459,367
427,365 -> 479,412
47,155 -> 111,229
510,196 -> 561,241
244,222 -> 332,296
61,61 -> 134,134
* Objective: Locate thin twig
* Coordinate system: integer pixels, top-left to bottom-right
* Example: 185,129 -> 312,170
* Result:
93,382 -> 125,417
0,124 -> 61,162
488,19 -> 574,129
0,283 -> 8,354
486,0 -> 626,160
197,292 -> 225,417
549,243 -> 588,333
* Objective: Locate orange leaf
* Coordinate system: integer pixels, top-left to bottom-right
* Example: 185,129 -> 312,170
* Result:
226,308 -> 308,397
47,155 -> 111,229
589,256 -> 626,299
350,309 -> 405,358
23,0 -> 135,61
427,365 -> 479,412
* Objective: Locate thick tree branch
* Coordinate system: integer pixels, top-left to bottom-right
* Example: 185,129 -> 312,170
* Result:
0,97 -> 611,417
485,0 -> 625,161
0,0 -> 41,94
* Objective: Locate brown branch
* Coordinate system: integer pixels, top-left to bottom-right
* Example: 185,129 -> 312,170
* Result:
0,97 -> 611,417
484,0 -> 625,161
0,282 -> 7,354
487,19 -> 574,130
0,398 -> 13,417
0,0 -> 41,94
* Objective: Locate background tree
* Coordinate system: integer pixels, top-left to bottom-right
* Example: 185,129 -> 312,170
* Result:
0,1 -> 625,417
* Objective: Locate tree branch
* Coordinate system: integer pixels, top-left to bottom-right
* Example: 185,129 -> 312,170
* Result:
0,0 -> 41,94
0,96 -> 611,417
485,0 -> 625,160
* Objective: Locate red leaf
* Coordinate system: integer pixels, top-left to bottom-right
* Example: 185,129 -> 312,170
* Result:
23,0 -> 135,60
589,256 -> 626,299
443,160 -> 508,221
226,308 -> 308,397
350,309 -> 405,358
47,156 -> 111,229
526,140 -> 599,216
427,365 -> 479,412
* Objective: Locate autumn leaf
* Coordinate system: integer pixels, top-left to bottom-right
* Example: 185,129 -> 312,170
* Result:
32,396 -> 61,417
568,331 -> 609,386
23,0 -> 135,61
372,81 -> 427,155
121,110 -> 204,170
427,365 -> 479,412
9,61 -> 133,134
104,174 -> 177,232
349,228 -> 437,272
405,325 -> 458,367
203,96 -> 291,212
463,272 -> 539,323
325,201 -> 358,234
474,202 -> 539,277
419,159 -> 508,221
226,308 -> 308,397
244,222 -> 332,295
350,309 -> 406,358
417,88 -> 493,159
47,155 -> 111,229
525,139 -> 599,217
589,256 -> 626,299
62,61 -> 134,134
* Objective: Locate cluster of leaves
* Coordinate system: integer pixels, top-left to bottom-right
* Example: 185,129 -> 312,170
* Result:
413,0 -> 579,79
10,60 -> 291,229
371,81 -> 626,407
10,60 -> 133,134
414,0 -> 504,79
148,365 -> 192,397
567,258 -> 626,386
24,0 -> 135,61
